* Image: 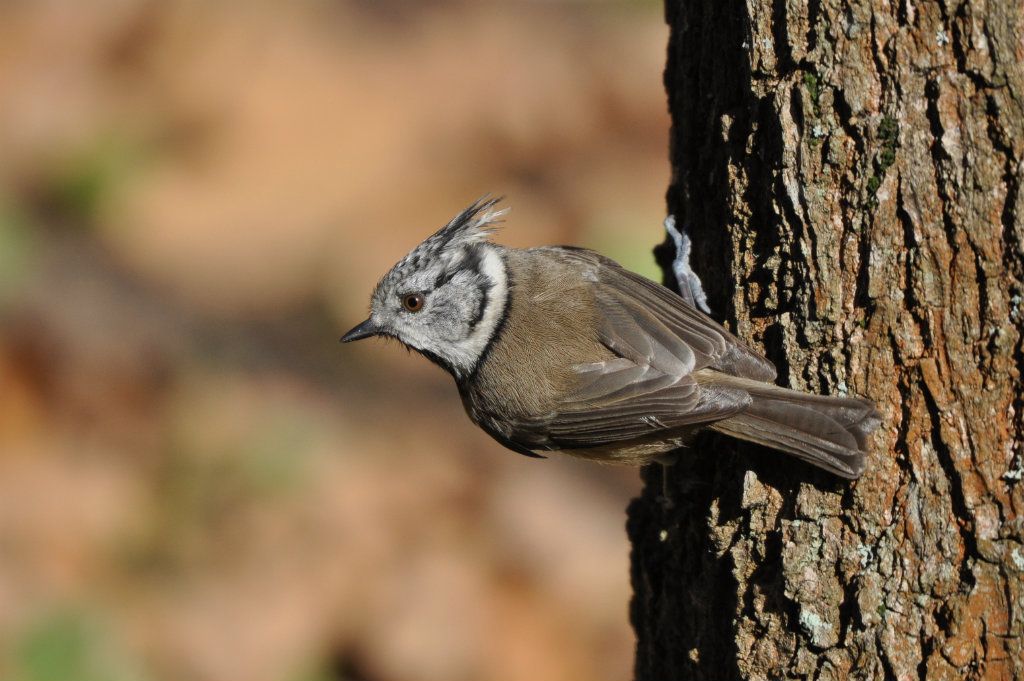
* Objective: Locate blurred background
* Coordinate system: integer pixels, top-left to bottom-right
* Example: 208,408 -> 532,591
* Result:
0,1 -> 670,680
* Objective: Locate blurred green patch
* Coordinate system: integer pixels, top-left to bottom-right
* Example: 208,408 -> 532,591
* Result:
166,399 -> 320,505
44,133 -> 149,226
14,608 -> 150,681
122,382 -> 322,573
0,196 -> 40,310
287,661 -> 343,681
244,411 -> 319,494
585,214 -> 662,283
288,648 -> 369,681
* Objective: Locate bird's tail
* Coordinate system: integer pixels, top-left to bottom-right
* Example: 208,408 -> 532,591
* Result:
710,383 -> 882,479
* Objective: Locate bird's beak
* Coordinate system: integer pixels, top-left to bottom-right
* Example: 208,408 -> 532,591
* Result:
340,318 -> 381,343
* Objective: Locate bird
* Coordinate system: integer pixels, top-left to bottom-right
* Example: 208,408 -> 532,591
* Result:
341,197 -> 882,479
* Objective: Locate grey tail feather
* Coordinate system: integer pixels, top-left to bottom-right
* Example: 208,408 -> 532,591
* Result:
710,385 -> 882,479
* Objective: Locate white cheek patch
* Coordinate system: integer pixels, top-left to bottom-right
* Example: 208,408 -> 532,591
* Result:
439,246 -> 508,377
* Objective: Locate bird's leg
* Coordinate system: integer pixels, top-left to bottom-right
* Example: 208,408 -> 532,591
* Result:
653,450 -> 681,509
654,447 -> 710,510
658,461 -> 675,509
664,215 -> 710,314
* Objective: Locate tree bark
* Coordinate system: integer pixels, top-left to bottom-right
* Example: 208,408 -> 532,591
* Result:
629,0 -> 1024,679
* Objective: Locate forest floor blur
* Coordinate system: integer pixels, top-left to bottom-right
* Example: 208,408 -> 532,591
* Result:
0,2 -> 669,680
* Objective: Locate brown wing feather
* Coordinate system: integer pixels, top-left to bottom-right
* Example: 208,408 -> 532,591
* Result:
578,249 -> 777,381
513,247 -> 766,449
544,373 -> 750,448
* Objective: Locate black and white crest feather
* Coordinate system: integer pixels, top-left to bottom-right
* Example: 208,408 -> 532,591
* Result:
390,197 -> 506,276
437,196 -> 507,244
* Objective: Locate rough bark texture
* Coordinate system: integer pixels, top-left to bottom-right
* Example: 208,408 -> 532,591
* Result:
629,0 -> 1024,679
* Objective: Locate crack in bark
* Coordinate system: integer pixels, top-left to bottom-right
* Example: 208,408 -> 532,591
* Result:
895,179 -> 924,313
916,375 -> 979,596
949,2 -> 969,77
770,0 -> 798,74
806,0 -> 821,54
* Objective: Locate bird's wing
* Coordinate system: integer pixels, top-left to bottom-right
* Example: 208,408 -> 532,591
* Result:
515,247 -> 774,449
579,248 -> 778,382
538,358 -> 749,448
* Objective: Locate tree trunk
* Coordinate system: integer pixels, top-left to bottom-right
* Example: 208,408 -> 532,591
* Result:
628,0 -> 1024,679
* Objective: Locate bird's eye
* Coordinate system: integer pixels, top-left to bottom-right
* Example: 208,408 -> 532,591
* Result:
402,293 -> 425,312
